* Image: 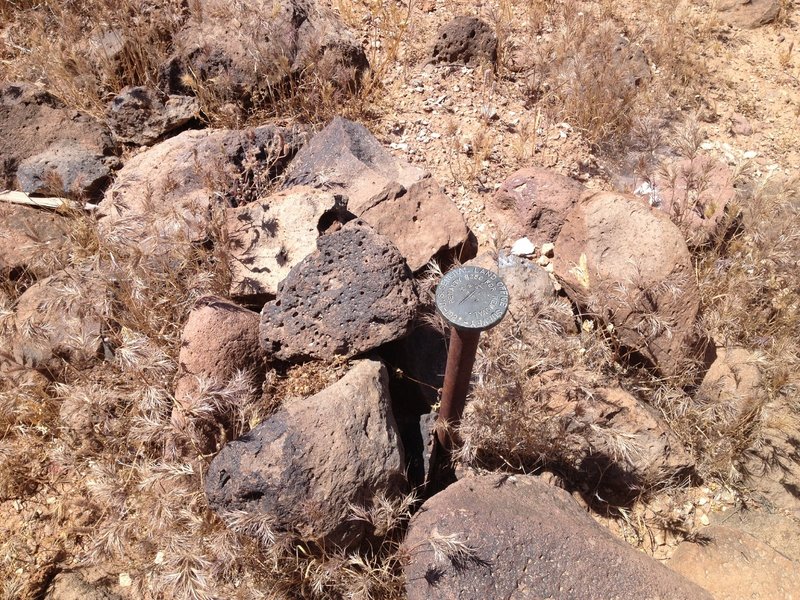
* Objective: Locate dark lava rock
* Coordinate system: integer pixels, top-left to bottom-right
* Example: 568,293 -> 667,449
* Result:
429,16 -> 498,66
0,82 -> 116,192
205,359 -> 406,548
260,221 -> 418,361
402,474 -> 712,600
16,141 -> 112,200
107,85 -> 198,146
161,0 -> 368,103
282,116 -> 427,215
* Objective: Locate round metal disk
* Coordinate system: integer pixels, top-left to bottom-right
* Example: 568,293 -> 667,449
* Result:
435,266 -> 510,331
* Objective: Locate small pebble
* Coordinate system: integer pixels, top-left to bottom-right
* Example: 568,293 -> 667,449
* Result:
511,237 -> 536,256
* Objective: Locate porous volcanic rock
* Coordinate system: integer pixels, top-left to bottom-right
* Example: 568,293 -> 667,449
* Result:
492,167 -> 586,245
669,526 -> 800,599
553,192 -> 700,376
16,141 -> 112,200
205,359 -> 406,548
107,85 -> 199,146
225,186 -> 345,302
10,267 -> 108,372
97,125 -> 304,248
260,221 -> 418,361
283,117 -> 471,271
161,0 -> 368,101
0,82 -> 116,193
0,203 -> 71,280
171,296 -> 267,450
429,16 -> 498,66
716,0 -> 781,29
652,157 -> 736,248
402,474 -> 711,600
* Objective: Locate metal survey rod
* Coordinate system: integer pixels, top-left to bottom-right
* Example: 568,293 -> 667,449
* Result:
434,266 -> 509,452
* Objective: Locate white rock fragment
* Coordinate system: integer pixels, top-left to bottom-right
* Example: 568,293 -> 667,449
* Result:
510,237 -> 536,257
743,150 -> 758,159
540,242 -> 555,257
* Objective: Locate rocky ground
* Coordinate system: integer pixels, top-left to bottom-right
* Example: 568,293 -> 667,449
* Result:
1,0 -> 799,599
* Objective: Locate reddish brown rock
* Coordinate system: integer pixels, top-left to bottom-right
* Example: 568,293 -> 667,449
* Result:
553,192 -> 700,376
172,296 -> 267,450
358,179 -> 472,272
546,383 -> 693,490
9,267 -> 108,372
492,167 -> 585,245
205,359 -> 406,548
0,203 -> 71,280
282,117 -> 472,271
260,221 -> 418,361
402,475 -> 712,600
653,157 -> 736,248
669,526 -> 800,599
731,112 -> 754,136
98,125 -> 304,249
461,370 -> 693,498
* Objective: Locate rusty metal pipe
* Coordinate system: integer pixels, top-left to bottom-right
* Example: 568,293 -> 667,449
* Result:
436,327 -> 481,450
426,266 -> 509,493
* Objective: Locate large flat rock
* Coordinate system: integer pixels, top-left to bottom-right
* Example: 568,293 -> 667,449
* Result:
669,525 -> 800,599
225,186 -> 343,302
402,474 -> 711,600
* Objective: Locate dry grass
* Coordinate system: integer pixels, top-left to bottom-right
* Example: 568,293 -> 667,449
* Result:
486,0 -> 709,152
1,0 -> 797,597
